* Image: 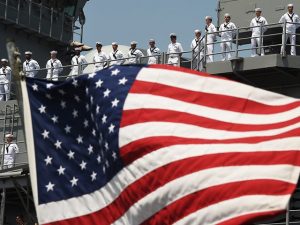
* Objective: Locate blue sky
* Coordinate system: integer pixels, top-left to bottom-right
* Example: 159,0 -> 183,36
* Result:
79,0 -> 217,52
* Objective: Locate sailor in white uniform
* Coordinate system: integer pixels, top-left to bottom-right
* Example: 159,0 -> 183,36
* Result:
70,48 -> 88,77
1,134 -> 19,169
127,41 -> 144,64
0,59 -> 11,101
250,8 -> 268,57
109,42 -> 125,65
191,30 -> 204,70
204,16 -> 217,63
147,39 -> 161,64
46,51 -> 63,81
279,3 -> 300,55
93,42 -> 109,72
167,33 -> 183,66
219,13 -> 237,61
23,51 -> 40,78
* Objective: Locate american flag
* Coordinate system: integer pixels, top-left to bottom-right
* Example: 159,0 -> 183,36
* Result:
21,65 -> 300,225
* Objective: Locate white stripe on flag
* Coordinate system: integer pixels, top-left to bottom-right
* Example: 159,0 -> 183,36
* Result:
119,121 -> 300,147
124,94 -> 300,125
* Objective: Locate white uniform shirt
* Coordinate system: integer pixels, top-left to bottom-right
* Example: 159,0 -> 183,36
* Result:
147,47 -> 161,64
250,16 -> 268,37
71,55 -> 88,76
109,50 -> 125,65
205,23 -> 217,42
93,51 -> 109,71
279,13 -> 300,34
167,42 -> 183,58
46,58 -> 63,80
219,22 -> 237,40
2,143 -> 19,166
191,38 -> 204,54
0,66 -> 11,84
23,59 -> 40,77
127,48 -> 144,64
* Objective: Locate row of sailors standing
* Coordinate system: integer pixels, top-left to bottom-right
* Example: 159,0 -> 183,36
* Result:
197,3 -> 300,63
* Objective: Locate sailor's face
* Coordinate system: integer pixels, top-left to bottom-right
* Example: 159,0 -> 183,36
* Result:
112,45 -> 118,51
1,61 -> 7,67
205,19 -> 211,25
225,16 -> 230,23
75,50 -> 80,55
96,45 -> 102,51
50,53 -> 56,59
149,41 -> 155,48
25,54 -> 31,60
6,137 -> 12,143
256,11 -> 261,17
170,36 -> 176,43
288,6 -> 293,13
195,32 -> 201,38
131,44 -> 136,49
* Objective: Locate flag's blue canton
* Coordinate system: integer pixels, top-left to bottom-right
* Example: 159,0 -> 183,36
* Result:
26,65 -> 144,204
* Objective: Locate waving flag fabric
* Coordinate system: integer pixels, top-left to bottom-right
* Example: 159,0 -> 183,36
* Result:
21,65 -> 300,225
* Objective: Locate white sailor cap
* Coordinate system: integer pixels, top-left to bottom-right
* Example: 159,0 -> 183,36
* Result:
5,133 -> 13,138
205,16 -> 212,20
255,8 -> 262,12
50,50 -> 57,54
130,41 -> 137,45
288,3 -> 294,7
74,47 -> 81,51
25,51 -> 32,55
96,42 -> 102,46
111,42 -> 118,45
1,58 -> 8,62
170,33 -> 177,37
224,13 -> 231,17
194,29 -> 201,33
149,38 -> 155,43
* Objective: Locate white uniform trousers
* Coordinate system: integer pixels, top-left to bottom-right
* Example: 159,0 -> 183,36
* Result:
281,33 -> 296,56
221,41 -> 232,61
251,37 -> 264,57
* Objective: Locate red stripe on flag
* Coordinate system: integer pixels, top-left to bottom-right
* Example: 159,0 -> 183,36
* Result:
120,128 -> 300,165
121,108 -> 300,131
141,180 -> 293,225
129,80 -> 300,114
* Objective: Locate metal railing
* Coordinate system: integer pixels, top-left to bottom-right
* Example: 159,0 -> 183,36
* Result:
197,21 -> 300,69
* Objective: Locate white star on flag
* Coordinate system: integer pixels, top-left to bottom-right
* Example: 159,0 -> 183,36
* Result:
111,68 -> 120,76
64,125 -> 71,134
111,98 -> 119,107
67,150 -> 75,159
32,83 -> 38,91
41,130 -> 49,139
108,124 -> 115,133
70,177 -> 78,187
44,156 -> 53,165
54,140 -> 62,149
119,77 -> 128,85
103,89 -> 111,97
79,160 -> 87,170
76,135 -> 83,144
38,105 -> 46,114
51,115 -> 58,123
57,166 -> 66,175
95,79 -> 104,88
91,172 -> 97,181
45,182 -> 55,192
